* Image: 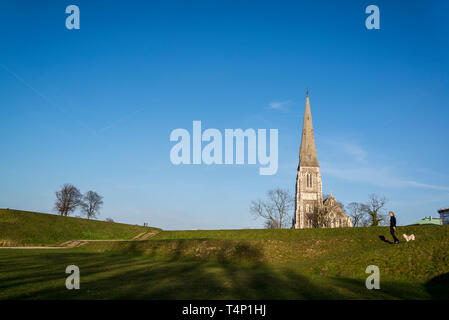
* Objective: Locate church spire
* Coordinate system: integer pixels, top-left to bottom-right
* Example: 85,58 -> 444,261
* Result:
298,90 -> 319,168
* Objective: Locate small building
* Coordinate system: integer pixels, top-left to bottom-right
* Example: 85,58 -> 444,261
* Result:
438,207 -> 449,225
409,216 -> 441,226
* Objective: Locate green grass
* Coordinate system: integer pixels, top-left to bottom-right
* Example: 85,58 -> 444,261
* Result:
85,225 -> 449,282
0,250 -> 434,300
0,209 -> 159,246
0,209 -> 448,299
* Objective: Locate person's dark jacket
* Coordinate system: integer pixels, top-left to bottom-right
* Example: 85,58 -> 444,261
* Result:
390,216 -> 397,228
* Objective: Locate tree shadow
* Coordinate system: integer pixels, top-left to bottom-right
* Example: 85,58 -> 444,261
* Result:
0,241 -> 432,300
425,272 -> 449,300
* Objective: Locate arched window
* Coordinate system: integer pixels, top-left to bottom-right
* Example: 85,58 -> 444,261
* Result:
306,173 -> 313,188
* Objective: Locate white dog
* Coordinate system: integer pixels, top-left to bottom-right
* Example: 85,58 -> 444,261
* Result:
402,234 -> 415,242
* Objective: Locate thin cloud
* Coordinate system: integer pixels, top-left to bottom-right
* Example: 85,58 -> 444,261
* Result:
342,143 -> 367,162
95,107 -> 145,134
321,139 -> 449,191
404,180 -> 449,191
1,64 -> 96,135
325,140 -> 367,162
268,100 -> 292,111
322,163 -> 449,191
1,64 -> 144,137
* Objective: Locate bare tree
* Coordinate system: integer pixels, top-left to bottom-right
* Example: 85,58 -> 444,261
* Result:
264,219 -> 281,229
105,217 -> 114,223
54,184 -> 82,216
306,206 -> 330,228
306,201 -> 341,228
347,202 -> 370,227
250,189 -> 294,229
363,194 -> 388,226
80,191 -> 103,220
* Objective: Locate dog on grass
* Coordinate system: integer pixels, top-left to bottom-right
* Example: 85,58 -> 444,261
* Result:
402,234 -> 415,242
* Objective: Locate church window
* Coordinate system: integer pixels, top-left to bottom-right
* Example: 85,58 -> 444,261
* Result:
306,173 -> 312,188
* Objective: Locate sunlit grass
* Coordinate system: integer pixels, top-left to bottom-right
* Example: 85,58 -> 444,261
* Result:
0,209 -> 448,299
0,209 -> 158,246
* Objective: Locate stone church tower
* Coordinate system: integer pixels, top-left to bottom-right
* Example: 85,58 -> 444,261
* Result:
293,90 -> 352,229
294,90 -> 323,229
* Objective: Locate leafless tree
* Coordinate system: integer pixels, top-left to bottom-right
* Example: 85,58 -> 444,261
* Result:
362,194 -> 388,226
250,189 -> 294,229
306,206 -> 328,228
264,219 -> 281,229
54,184 -> 82,216
105,217 -> 114,223
80,191 -> 103,220
306,202 -> 339,228
347,202 -> 370,227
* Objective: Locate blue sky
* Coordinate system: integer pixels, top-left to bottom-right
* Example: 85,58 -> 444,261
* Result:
1,0 -> 448,229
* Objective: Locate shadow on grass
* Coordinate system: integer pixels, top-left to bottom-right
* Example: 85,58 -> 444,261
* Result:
0,241 -> 435,300
378,235 -> 393,244
425,272 -> 449,300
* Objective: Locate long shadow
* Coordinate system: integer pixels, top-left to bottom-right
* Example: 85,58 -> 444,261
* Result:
379,235 -> 393,244
0,240 -> 430,300
0,251 -> 149,293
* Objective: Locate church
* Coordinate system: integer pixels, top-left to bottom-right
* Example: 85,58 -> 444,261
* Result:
293,91 -> 352,229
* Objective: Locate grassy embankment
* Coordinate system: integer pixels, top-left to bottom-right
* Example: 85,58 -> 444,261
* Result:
0,208 -> 157,246
0,209 -> 448,299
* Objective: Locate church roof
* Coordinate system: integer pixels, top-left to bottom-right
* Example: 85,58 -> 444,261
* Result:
323,193 -> 335,204
322,194 -> 349,219
298,90 -> 319,168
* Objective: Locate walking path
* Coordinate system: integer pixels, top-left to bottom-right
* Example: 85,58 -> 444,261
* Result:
0,230 -> 161,249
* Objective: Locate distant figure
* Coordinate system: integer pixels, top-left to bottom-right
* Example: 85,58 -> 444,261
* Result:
389,211 -> 399,244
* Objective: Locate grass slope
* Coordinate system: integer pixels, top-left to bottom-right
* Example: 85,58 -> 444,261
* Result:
0,209 -> 159,246
0,222 -> 448,299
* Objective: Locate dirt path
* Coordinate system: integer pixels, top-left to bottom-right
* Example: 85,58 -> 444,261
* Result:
0,230 -> 161,249
135,231 -> 159,240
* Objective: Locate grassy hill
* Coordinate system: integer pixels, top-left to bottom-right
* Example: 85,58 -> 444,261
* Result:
87,226 -> 449,281
0,211 -> 448,299
0,209 -> 159,246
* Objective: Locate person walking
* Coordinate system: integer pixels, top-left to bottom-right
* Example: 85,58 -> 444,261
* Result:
389,211 -> 399,244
